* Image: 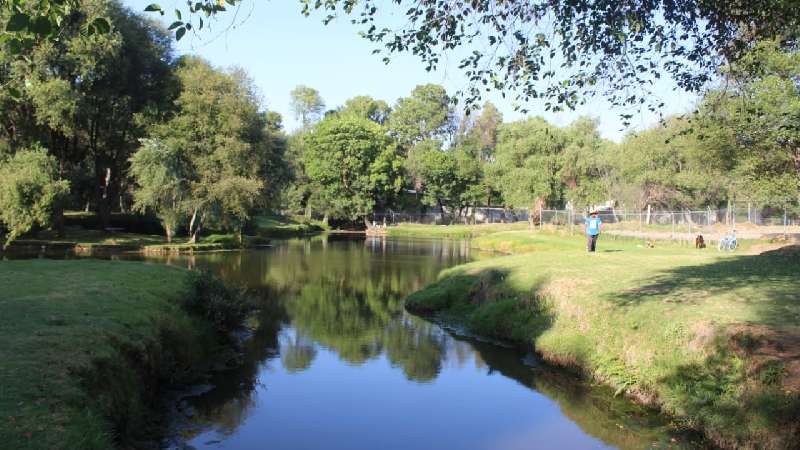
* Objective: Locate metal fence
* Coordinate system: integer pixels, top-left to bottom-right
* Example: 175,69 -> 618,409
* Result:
541,206 -> 800,242
371,205 -> 800,242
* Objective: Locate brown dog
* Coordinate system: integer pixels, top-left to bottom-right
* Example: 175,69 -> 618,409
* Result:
695,234 -> 706,249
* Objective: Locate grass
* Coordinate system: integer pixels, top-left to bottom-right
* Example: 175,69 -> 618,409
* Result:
0,260 -> 251,449
406,231 -> 800,449
385,221 -> 530,239
17,228 -> 166,248
10,229 -> 277,254
249,213 -> 325,237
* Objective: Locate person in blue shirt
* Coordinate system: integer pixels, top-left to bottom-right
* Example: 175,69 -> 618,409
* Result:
584,210 -> 603,252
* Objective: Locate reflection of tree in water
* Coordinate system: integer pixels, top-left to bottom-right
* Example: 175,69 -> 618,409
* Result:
179,290 -> 288,440
273,237 -> 462,378
280,332 -> 317,373
383,319 -> 445,382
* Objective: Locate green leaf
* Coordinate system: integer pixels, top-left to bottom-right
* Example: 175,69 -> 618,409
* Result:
168,21 -> 183,30
6,14 -> 29,32
175,9 -> 182,20
175,27 -> 186,41
89,17 -> 110,34
30,16 -> 52,36
144,4 -> 162,12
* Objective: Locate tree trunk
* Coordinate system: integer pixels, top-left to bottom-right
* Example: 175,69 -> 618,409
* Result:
94,163 -> 117,231
52,203 -> 65,238
363,215 -> 372,230
165,223 -> 172,243
188,207 -> 203,244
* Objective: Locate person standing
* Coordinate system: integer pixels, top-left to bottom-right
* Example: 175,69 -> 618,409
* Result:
584,209 -> 603,252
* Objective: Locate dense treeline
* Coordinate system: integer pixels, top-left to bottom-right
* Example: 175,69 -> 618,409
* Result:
1,1 -> 798,245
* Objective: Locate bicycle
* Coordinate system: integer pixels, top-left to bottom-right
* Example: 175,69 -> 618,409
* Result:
717,230 -> 737,251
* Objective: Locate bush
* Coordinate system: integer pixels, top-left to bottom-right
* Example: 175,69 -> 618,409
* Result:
183,271 -> 253,335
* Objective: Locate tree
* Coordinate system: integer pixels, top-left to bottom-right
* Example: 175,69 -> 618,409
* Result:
302,116 -> 403,227
406,139 -> 483,220
338,95 -> 391,124
387,84 -> 453,147
614,118 -> 728,211
694,42 -> 800,210
2,0 -> 176,229
142,56 -> 271,243
486,117 -> 567,220
559,117 -> 613,207
0,147 -> 69,247
128,138 -> 188,243
454,102 -> 503,206
290,85 -> 325,128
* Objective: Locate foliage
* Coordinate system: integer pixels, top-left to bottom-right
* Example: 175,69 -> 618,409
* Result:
301,115 -> 403,223
294,0 -> 800,118
387,83 -> 453,147
0,147 -> 69,246
129,138 -> 188,242
487,117 -> 567,209
694,42 -> 800,210
614,118 -> 730,210
289,85 -> 325,127
407,139 -> 483,215
140,56 -> 273,242
2,0 -> 176,229
337,95 -> 390,124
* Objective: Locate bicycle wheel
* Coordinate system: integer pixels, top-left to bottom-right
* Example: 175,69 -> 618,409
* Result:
718,239 -> 726,251
729,239 -> 737,251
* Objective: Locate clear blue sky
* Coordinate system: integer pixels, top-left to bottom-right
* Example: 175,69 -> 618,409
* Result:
123,0 -> 697,142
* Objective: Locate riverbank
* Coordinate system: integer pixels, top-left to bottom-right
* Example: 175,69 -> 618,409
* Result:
386,222 -> 529,239
0,260 -> 251,449
406,231 -> 800,449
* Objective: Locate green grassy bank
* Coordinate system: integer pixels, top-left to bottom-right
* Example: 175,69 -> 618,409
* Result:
386,222 -> 530,239
7,212 -> 322,254
0,260 -> 250,449
250,213 -> 326,237
406,231 -> 800,449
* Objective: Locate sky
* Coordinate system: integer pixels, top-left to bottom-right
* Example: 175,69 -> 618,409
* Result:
123,0 -> 698,142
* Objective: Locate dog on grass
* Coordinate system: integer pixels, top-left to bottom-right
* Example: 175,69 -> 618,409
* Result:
695,234 -> 706,249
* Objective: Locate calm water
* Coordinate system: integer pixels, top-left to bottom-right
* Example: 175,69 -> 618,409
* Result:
7,236 -> 698,449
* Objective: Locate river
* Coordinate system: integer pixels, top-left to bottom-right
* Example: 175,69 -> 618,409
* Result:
139,235 -> 698,450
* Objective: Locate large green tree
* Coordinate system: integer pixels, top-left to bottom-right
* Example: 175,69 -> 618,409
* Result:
694,42 -> 800,210
387,84 -> 453,147
289,85 -> 325,128
301,115 -> 403,227
128,138 -> 188,242
1,0 -> 175,229
139,57 -> 274,243
487,117 -> 567,217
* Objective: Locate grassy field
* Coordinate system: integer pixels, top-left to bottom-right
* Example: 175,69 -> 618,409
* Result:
250,213 -> 325,237
0,260 -> 250,449
406,231 -> 800,448
386,222 -> 530,239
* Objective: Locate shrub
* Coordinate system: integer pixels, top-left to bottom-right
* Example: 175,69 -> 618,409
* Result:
183,271 -> 253,335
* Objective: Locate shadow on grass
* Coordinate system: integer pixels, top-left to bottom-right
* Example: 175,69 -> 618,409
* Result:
606,249 -> 800,447
608,251 -> 800,329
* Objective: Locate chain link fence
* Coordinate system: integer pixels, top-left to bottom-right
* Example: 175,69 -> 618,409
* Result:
540,206 -> 800,243
371,204 -> 800,242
